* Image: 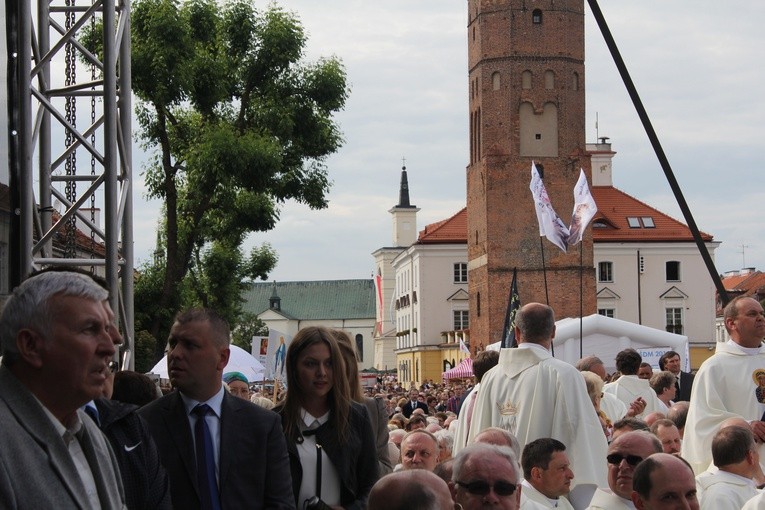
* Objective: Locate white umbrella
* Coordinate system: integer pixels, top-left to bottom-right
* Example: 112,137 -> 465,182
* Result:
148,345 -> 265,382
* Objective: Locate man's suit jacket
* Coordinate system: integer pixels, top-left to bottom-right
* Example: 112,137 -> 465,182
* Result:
401,400 -> 428,418
139,390 -> 295,510
677,371 -> 695,402
0,366 -> 126,510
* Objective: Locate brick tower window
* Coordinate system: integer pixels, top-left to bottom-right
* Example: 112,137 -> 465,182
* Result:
532,9 -> 542,24
522,70 -> 532,89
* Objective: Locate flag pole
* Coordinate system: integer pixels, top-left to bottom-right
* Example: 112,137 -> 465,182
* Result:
540,237 -> 550,305
579,243 -> 584,359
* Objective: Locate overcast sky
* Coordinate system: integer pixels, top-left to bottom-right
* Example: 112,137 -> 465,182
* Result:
131,0 -> 765,282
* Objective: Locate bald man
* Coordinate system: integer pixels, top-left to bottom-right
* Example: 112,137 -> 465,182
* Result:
368,470 -> 453,510
631,453 -> 699,510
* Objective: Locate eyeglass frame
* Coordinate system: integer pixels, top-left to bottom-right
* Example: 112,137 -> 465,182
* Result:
455,479 -> 518,497
606,453 -> 643,467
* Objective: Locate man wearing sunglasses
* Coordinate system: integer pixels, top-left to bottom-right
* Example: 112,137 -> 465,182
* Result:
587,431 -> 661,509
452,443 -> 521,510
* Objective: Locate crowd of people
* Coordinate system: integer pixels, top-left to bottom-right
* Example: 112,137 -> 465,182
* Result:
0,269 -> 764,509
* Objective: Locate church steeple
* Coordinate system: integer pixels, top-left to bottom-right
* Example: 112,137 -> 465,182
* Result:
396,161 -> 415,208
269,282 -> 281,311
389,159 -> 420,247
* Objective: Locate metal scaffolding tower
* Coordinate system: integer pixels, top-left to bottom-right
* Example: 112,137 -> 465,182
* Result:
8,0 -> 134,367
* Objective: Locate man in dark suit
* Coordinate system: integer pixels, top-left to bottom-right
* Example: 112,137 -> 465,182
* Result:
139,308 -> 294,509
658,350 -> 694,402
0,271 -> 126,509
402,388 -> 429,418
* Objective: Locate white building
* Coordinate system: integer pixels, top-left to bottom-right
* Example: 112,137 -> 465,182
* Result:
373,142 -> 720,380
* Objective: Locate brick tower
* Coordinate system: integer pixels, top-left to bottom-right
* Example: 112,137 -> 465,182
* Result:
466,0 -> 596,345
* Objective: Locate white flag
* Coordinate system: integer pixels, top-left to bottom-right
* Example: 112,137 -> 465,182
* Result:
459,338 -> 470,355
529,162 -> 570,252
567,169 -> 598,246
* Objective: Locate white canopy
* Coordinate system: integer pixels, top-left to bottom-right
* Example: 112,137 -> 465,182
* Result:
148,344 -> 266,382
488,314 -> 690,371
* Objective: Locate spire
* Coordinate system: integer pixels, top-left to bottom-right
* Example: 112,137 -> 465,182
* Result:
396,158 -> 416,209
269,281 -> 281,311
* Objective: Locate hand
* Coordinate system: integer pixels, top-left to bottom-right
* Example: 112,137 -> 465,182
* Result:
626,397 -> 647,417
751,421 -> 765,443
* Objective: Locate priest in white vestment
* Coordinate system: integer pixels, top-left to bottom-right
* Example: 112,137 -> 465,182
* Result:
519,438 -> 575,510
682,296 -> 765,474
603,349 -> 667,419
586,431 -> 661,510
469,304 -> 608,510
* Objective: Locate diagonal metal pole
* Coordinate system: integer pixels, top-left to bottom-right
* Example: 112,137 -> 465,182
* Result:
587,0 -> 728,305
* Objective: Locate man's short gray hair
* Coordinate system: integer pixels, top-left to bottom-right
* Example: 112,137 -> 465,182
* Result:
452,443 -> 520,483
1,271 -> 109,366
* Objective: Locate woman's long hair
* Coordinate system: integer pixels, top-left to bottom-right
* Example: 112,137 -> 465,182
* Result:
282,326 -> 352,443
333,329 -> 365,402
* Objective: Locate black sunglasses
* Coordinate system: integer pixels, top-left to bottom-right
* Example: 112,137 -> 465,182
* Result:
606,453 -> 643,467
108,360 -> 119,374
456,480 -> 517,496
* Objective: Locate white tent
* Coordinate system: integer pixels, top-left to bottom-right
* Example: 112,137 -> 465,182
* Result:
488,314 -> 690,372
148,344 -> 266,382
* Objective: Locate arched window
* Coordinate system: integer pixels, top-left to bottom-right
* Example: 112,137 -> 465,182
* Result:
522,70 -> 532,89
355,334 -> 363,361
532,9 -> 543,24
545,70 -> 554,90
572,72 -> 579,91
492,71 -> 501,90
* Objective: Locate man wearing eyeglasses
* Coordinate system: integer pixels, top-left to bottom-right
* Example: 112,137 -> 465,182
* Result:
682,296 -> 765,475
0,271 -> 127,509
586,431 -> 661,509
452,443 -> 522,510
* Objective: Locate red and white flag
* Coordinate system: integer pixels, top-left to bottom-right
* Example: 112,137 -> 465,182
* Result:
567,168 -> 598,246
529,162 -> 570,252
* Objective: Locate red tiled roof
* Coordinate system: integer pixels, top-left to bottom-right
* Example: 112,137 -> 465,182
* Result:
722,271 -> 765,293
590,186 -> 713,243
418,207 -> 467,244
416,187 -> 713,245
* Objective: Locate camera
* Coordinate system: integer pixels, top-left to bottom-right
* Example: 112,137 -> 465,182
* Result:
304,496 -> 333,510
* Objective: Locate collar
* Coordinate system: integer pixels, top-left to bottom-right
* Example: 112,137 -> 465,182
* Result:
521,479 -> 560,506
35,395 -> 83,438
517,342 -> 550,353
180,386 -> 225,418
300,408 -> 330,428
726,339 -> 764,356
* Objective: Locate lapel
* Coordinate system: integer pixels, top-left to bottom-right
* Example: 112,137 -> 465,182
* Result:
77,415 -> 120,507
0,367 -> 90,509
162,392 -> 199,493
218,392 -> 239,490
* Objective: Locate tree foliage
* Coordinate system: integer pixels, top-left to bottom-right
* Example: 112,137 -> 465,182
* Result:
131,0 -> 348,360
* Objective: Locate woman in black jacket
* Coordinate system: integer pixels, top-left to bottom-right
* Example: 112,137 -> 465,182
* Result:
278,326 -> 378,510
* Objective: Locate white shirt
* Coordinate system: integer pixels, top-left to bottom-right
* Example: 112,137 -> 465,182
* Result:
521,479 -> 575,509
181,386 -> 225,483
296,409 -> 341,507
39,401 -> 100,510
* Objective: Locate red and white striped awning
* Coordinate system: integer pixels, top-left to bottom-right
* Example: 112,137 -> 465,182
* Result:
442,357 -> 473,380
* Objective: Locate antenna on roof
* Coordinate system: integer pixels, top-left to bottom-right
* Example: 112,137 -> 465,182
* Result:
739,244 -> 750,268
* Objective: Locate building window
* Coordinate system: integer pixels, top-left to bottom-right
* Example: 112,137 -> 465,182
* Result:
598,261 -> 613,282
666,308 -> 683,335
492,71 -> 501,90
627,217 -> 641,228
355,334 -> 363,362
454,263 -> 468,283
532,9 -> 542,24
544,70 -> 554,90
522,70 -> 532,89
453,310 -> 469,330
641,217 -> 655,228
598,308 -> 615,318
572,72 -> 579,91
666,261 -> 681,282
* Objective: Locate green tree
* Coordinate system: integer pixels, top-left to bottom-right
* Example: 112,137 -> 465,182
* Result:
231,312 -> 270,352
131,0 -> 348,360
